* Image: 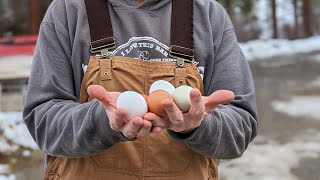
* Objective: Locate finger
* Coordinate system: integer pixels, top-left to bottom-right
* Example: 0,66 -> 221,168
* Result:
109,91 -> 122,99
189,89 -> 206,117
136,120 -> 152,137
122,117 -> 144,139
204,90 -> 235,112
162,98 -> 184,125
87,85 -> 116,108
150,126 -> 162,136
144,113 -> 168,128
202,96 -> 208,102
110,108 -> 127,130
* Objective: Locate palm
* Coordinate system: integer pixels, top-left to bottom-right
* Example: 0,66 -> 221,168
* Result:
87,85 -> 122,119
87,85 -> 160,138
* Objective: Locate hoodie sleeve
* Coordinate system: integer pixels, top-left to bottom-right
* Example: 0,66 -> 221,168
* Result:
168,2 -> 258,159
23,5 -> 128,158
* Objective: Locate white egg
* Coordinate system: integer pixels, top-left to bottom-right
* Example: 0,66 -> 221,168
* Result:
116,91 -> 148,120
149,80 -> 176,95
172,86 -> 193,112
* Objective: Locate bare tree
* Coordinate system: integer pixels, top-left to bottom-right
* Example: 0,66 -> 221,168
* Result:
293,0 -> 299,38
271,0 -> 278,38
224,0 -> 235,22
28,0 -> 41,34
303,0 -> 313,37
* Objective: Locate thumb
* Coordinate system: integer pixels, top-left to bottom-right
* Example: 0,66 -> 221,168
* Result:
204,90 -> 235,112
87,85 -> 115,108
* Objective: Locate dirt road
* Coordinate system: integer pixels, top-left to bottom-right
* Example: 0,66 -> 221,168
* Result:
220,52 -> 320,180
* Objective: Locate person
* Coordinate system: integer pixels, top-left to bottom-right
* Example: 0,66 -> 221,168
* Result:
23,0 -> 258,179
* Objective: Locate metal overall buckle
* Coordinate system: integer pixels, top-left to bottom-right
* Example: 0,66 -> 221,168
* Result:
169,45 -> 195,67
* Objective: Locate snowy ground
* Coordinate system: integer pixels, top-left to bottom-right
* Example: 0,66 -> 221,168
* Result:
220,131 -> 320,180
219,51 -> 320,180
0,112 -> 39,180
240,36 -> 320,61
0,112 -> 38,151
272,96 -> 320,120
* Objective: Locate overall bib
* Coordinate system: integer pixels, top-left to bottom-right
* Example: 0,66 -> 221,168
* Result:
45,0 -> 218,179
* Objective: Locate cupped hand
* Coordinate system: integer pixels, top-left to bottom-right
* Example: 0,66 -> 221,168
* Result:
144,88 -> 235,133
87,85 -> 161,139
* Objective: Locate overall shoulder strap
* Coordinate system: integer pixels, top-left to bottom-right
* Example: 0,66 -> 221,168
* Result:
170,0 -> 194,61
84,0 -> 116,54
85,0 -> 194,60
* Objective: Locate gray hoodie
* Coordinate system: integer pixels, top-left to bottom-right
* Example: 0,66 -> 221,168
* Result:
23,0 -> 258,164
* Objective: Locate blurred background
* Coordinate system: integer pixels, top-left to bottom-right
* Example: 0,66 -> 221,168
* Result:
0,0 -> 320,179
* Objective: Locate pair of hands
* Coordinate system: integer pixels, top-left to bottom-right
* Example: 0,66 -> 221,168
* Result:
87,85 -> 234,139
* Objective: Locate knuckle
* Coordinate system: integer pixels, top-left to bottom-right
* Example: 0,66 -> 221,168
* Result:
164,105 -> 175,112
137,132 -> 146,137
125,131 -> 135,138
172,120 -> 182,125
194,109 -> 204,116
165,108 -> 175,114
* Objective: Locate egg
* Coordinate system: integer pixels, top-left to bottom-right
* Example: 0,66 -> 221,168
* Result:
149,80 -> 176,95
147,90 -> 172,117
141,94 -> 148,102
116,91 -> 148,120
172,85 -> 193,112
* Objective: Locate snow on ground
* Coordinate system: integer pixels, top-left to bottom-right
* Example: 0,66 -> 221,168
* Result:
0,164 -> 15,180
240,0 -> 320,61
219,131 -> 320,180
240,36 -> 320,61
0,165 -> 10,174
271,96 -> 320,120
0,112 -> 38,152
309,77 -> 320,87
254,0 -> 272,39
254,0 -> 295,39
0,137 -> 18,155
0,175 -> 15,180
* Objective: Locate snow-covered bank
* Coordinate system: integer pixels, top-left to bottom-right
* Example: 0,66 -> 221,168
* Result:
272,96 -> 320,120
219,131 -> 320,180
240,36 -> 320,61
0,113 -> 37,180
0,112 -> 38,153
0,164 -> 15,180
0,175 -> 15,180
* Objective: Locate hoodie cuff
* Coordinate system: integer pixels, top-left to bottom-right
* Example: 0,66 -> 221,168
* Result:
91,100 -> 133,148
167,112 -> 220,148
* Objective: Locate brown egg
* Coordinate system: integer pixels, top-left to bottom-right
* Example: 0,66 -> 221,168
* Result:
141,94 -> 148,102
147,90 -> 172,117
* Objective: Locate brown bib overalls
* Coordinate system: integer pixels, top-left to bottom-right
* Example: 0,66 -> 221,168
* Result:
45,0 -> 218,179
